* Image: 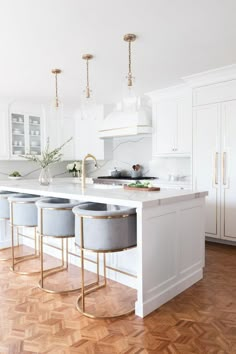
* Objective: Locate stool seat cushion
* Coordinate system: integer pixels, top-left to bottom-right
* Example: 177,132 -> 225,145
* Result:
0,191 -> 19,219
8,194 -> 41,227
73,203 -> 137,251
36,198 -> 79,237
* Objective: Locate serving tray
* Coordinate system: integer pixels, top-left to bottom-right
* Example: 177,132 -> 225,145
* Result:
124,185 -> 160,191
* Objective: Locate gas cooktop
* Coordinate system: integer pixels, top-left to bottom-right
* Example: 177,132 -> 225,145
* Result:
93,176 -> 158,185
96,176 -> 157,180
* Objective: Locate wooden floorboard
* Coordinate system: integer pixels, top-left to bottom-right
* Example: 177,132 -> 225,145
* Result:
0,242 -> 236,353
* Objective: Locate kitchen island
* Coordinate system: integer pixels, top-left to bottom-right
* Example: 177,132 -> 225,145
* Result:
0,179 -> 207,318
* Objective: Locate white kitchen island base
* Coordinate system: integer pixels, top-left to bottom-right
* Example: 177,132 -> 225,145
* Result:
0,180 -> 207,318
135,197 -> 205,317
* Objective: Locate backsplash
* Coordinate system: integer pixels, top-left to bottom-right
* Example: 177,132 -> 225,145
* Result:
149,157 -> 192,182
0,161 -> 70,180
85,136 -> 152,178
0,136 -> 191,183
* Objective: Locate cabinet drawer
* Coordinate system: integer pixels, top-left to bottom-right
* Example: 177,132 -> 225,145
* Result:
193,80 -> 236,106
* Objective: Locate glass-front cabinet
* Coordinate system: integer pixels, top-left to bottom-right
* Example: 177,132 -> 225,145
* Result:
10,112 -> 42,159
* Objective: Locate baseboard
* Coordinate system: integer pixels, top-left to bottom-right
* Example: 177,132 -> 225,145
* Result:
135,269 -> 203,318
206,237 -> 236,246
0,240 -> 11,248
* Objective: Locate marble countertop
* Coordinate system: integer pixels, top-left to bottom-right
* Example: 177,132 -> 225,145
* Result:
0,179 -> 208,208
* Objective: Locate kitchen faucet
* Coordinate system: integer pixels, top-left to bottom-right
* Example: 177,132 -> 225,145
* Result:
82,153 -> 98,189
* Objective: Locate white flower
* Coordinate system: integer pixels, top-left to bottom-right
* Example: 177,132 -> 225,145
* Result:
75,161 -> 81,171
67,163 -> 74,171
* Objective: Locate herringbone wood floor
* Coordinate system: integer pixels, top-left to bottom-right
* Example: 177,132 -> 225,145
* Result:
0,242 -> 236,353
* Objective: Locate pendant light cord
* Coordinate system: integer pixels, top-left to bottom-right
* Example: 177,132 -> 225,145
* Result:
55,73 -> 59,108
86,59 -> 90,98
128,40 -> 133,87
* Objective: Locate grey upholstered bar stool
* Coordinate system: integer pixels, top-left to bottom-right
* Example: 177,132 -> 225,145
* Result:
72,202 -> 137,319
0,191 -> 19,261
8,193 -> 41,274
36,197 -> 81,294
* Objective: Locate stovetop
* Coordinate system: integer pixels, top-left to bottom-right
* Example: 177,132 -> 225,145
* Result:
93,176 -> 158,185
97,176 -> 157,180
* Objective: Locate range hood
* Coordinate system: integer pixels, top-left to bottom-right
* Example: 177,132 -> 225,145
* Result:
98,108 -> 152,138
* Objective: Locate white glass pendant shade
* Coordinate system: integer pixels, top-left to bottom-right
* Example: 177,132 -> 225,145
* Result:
49,98 -> 64,148
80,54 -> 96,119
122,78 -> 138,113
50,98 -> 63,121
80,89 -> 96,119
122,34 -> 138,113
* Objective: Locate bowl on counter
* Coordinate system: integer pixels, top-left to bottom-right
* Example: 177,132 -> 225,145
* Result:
8,176 -> 22,180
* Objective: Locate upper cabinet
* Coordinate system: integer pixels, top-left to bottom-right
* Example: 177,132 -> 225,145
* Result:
149,85 -> 192,156
8,101 -> 45,160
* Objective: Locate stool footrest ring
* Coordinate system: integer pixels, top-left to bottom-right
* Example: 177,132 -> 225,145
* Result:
76,282 -> 135,319
10,253 -> 40,275
38,263 -> 99,294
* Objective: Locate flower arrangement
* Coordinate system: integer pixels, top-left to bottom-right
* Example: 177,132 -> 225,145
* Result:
20,137 -> 72,185
21,137 -> 72,168
67,161 -> 82,177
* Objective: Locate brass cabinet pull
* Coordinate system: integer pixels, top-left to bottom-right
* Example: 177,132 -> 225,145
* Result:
215,152 -> 219,185
223,152 -> 227,185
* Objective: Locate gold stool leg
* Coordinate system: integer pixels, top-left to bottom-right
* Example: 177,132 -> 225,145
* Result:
11,226 -> 41,275
11,223 -> 15,271
76,250 -> 134,319
40,234 -> 44,288
0,219 -> 13,262
38,236 -> 90,294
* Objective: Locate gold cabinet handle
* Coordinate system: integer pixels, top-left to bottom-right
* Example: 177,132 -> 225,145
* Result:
215,152 -> 219,185
223,152 -> 227,185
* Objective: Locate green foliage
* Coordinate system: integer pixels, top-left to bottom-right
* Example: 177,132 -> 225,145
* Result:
20,137 -> 72,168
9,171 -> 21,177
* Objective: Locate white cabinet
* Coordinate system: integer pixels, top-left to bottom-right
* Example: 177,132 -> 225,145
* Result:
194,100 -> 236,241
9,101 -> 45,160
10,112 -> 43,159
74,105 -> 112,160
151,86 -> 192,156
193,104 -> 221,238
221,101 -> 236,240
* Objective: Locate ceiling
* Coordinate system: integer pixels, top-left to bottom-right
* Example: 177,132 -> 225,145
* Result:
0,0 -> 236,104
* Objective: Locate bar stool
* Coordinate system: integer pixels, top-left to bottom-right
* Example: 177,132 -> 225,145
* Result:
8,193 -> 41,274
36,197 -> 82,294
72,202 -> 137,319
0,191 -> 19,261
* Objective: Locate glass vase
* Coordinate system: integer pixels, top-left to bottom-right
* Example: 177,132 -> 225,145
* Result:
39,166 -> 52,186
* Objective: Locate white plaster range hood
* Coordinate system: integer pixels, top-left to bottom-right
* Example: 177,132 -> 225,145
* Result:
98,108 -> 152,138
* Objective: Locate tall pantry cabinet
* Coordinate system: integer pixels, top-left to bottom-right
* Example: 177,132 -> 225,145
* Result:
193,78 -> 236,241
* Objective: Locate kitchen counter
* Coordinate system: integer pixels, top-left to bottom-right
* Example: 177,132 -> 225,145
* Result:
0,179 -> 206,208
0,179 -> 208,318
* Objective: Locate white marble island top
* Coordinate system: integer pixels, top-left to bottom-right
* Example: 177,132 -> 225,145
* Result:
0,179 -> 208,208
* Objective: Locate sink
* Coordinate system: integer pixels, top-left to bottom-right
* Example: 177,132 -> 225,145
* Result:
91,184 -> 122,189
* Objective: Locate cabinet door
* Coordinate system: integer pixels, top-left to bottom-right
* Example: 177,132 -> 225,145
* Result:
221,101 -> 236,240
10,112 -> 26,159
0,106 -> 9,159
176,96 -> 192,154
193,104 -> 221,238
153,100 -> 177,155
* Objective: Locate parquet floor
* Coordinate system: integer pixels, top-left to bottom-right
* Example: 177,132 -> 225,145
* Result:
0,242 -> 236,353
